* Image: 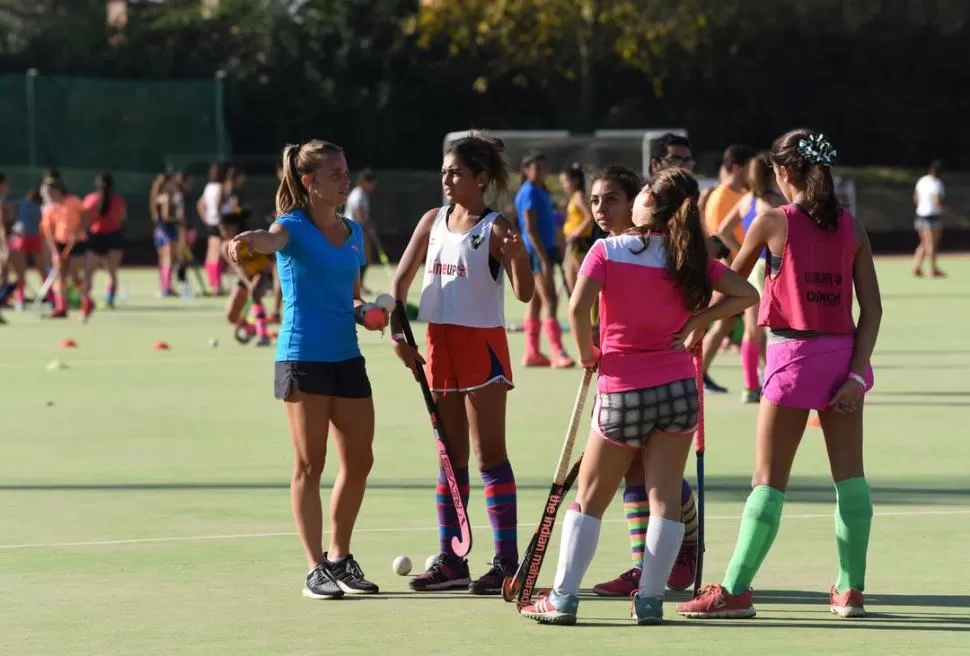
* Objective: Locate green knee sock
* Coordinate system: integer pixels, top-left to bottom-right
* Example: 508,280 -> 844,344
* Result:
834,477 -> 873,593
722,486 -> 785,595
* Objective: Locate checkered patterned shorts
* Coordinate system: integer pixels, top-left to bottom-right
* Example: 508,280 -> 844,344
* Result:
592,378 -> 699,447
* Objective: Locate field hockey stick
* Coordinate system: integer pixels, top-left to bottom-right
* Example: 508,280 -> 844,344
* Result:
367,224 -> 394,282
503,367 -> 594,608
179,244 -> 211,296
691,342 -> 706,597
395,300 -> 472,558
33,242 -> 73,312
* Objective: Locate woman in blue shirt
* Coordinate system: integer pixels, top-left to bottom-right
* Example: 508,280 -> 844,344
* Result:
515,151 -> 574,369
227,140 -> 388,601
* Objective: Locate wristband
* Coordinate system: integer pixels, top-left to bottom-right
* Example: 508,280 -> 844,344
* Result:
353,304 -> 368,327
390,332 -> 406,344
847,372 -> 866,388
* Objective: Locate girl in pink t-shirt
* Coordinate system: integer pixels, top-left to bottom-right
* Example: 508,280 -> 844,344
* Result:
678,131 -> 882,621
520,169 -> 758,626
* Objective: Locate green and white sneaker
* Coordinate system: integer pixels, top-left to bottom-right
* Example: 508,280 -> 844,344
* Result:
631,592 -> 664,625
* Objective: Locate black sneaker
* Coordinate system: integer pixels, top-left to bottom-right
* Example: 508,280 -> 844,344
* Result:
703,373 -> 728,393
303,563 -> 345,600
468,555 -> 517,595
326,553 -> 380,595
409,553 -> 471,591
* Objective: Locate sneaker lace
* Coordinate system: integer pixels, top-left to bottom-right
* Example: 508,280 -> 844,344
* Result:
486,555 -> 509,577
620,566 -> 641,583
345,556 -> 367,581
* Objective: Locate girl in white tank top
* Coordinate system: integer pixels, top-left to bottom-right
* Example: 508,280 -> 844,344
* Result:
197,163 -> 227,294
388,133 -> 534,594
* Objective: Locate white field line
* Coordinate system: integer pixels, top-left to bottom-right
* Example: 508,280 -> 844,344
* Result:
2,508 -> 968,551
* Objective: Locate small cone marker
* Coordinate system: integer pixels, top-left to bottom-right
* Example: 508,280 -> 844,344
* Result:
60,339 -> 77,349
46,359 -> 67,371
152,341 -> 170,351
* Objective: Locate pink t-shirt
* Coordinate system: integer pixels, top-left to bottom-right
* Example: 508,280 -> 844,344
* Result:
580,233 -> 728,393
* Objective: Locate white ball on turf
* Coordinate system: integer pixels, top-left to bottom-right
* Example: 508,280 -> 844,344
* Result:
425,554 -> 437,572
209,338 -> 219,348
392,555 -> 412,576
374,293 -> 394,313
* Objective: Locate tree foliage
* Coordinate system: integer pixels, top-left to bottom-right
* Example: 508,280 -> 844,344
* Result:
0,0 -> 967,169
411,0 -> 710,126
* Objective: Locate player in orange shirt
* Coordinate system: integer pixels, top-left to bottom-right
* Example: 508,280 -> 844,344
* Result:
41,178 -> 93,320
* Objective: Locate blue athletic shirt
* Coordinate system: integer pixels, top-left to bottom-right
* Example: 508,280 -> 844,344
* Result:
274,209 -> 366,363
515,181 -> 558,253
741,195 -> 767,259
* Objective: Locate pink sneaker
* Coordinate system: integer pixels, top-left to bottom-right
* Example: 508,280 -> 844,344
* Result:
523,352 -> 551,367
667,541 -> 697,591
676,584 -> 756,619
592,566 -> 640,597
830,586 -> 866,618
551,353 -> 575,369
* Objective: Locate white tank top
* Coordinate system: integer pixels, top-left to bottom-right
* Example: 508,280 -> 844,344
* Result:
201,182 -> 223,226
418,206 -> 505,328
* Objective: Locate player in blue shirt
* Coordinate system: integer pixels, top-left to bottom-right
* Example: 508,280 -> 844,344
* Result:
227,139 -> 388,601
515,151 -> 574,368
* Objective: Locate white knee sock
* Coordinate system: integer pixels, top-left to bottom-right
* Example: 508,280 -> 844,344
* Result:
552,507 -> 601,596
639,516 -> 685,598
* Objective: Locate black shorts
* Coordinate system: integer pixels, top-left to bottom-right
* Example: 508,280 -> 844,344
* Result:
274,358 -> 372,400
205,224 -> 221,239
237,269 -> 273,299
55,241 -> 88,257
528,246 -> 564,273
88,230 -> 124,255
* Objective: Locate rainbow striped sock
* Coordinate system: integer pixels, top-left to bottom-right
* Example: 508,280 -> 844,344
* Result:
436,467 -> 470,559
483,461 -> 518,566
623,485 -> 649,568
681,479 -> 699,544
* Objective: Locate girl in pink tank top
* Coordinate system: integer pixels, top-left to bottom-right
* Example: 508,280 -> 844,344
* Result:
678,130 -> 884,621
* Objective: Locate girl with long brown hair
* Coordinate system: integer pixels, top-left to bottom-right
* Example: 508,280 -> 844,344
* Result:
521,169 -> 757,626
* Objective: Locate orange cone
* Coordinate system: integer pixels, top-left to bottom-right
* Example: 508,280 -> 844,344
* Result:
152,341 -> 170,351
60,339 -> 77,349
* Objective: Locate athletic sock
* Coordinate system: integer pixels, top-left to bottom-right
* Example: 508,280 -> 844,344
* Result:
741,339 -> 760,390
159,266 -> 171,293
623,485 -> 649,568
834,477 -> 872,593
523,317 -> 541,357
638,516 -> 685,598
552,503 -> 601,596
252,303 -> 269,338
13,281 -> 25,305
437,467 -> 470,559
722,485 -> 786,595
176,264 -> 187,283
482,460 -> 518,565
205,262 -> 220,290
543,318 -> 566,355
105,284 -> 116,305
681,479 -> 699,544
